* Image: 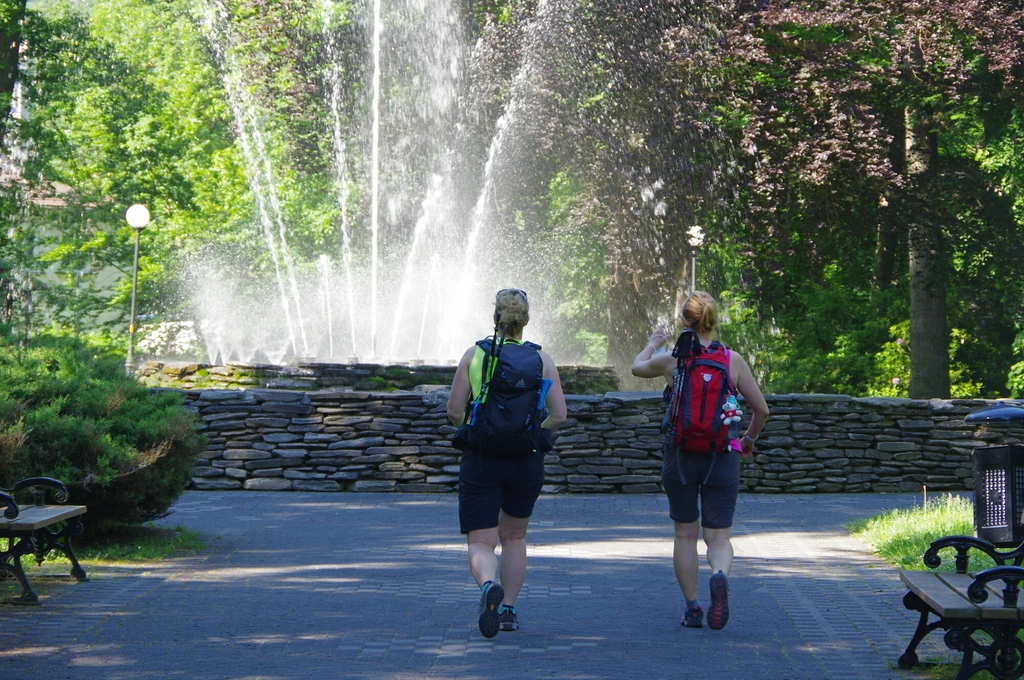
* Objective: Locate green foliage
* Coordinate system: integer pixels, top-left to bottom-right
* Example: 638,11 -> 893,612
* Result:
0,330 -> 204,532
868,323 -> 911,397
7,0 -> 259,331
1009,329 -> 1024,398
361,376 -> 390,390
574,330 -> 608,367
536,170 -> 610,363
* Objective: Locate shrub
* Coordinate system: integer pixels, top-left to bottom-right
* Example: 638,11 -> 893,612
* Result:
0,329 -> 204,533
1010,328 -> 1024,398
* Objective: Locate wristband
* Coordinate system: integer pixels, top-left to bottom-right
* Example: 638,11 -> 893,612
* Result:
742,434 -> 757,445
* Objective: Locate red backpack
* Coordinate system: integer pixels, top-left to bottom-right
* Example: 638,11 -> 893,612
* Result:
663,338 -> 735,455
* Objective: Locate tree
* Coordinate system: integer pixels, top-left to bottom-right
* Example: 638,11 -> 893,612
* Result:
0,0 -> 27,141
664,0 -> 1024,397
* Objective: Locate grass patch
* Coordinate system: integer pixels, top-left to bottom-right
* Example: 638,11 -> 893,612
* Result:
73,522 -> 204,563
8,522 -> 203,568
19,521 -> 206,567
849,494 -> 995,572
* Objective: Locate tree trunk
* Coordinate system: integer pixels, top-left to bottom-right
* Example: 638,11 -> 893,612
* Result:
906,108 -> 950,399
0,0 -> 28,142
874,199 -> 898,289
874,107 -> 905,290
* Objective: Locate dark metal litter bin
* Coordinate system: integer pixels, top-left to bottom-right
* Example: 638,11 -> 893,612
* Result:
967,402 -> 1024,547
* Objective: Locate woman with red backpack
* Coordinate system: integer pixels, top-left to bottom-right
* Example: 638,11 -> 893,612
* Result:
631,291 -> 770,631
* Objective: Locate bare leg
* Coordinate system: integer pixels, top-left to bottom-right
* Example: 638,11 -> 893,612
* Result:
703,527 -> 733,576
673,520 -> 701,601
497,511 -> 531,605
467,528 -> 499,586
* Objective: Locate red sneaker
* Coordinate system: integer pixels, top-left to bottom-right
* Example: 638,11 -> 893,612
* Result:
708,572 -> 730,630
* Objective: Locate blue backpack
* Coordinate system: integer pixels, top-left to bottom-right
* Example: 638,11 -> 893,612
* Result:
452,338 -> 552,456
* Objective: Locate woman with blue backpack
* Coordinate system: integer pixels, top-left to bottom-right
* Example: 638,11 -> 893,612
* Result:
631,291 -> 770,631
447,288 -> 567,638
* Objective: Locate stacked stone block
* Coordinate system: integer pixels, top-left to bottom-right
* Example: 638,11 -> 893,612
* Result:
178,387 -> 1024,494
139,361 -> 617,394
738,395 -> 1019,493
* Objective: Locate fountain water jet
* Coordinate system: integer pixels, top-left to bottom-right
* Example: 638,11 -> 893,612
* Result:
322,0 -> 359,359
368,0 -> 383,358
318,255 -> 335,360
388,173 -> 443,358
200,0 -> 303,355
247,107 -> 310,356
443,0 -> 562,357
418,254 -> 442,359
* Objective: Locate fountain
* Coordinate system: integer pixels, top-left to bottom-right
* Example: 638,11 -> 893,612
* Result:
199,0 -> 308,358
186,0 -> 601,371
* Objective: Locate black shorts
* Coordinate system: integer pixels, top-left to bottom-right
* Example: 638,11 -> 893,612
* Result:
459,450 -> 545,534
662,444 -> 740,529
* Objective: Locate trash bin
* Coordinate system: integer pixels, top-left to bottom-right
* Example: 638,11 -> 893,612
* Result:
967,402 -> 1024,547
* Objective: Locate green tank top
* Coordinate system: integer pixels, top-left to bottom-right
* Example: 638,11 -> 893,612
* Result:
469,338 -> 526,400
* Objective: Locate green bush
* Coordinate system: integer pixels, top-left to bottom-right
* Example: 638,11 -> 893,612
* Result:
1009,328 -> 1024,398
0,329 -> 204,533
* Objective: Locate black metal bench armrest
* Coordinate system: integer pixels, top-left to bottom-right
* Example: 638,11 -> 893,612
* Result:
0,477 -> 70,506
923,535 -> 1024,572
967,565 -> 1024,607
0,490 -> 18,520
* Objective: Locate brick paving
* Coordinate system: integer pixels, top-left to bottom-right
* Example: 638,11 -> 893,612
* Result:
1,491 -> 949,679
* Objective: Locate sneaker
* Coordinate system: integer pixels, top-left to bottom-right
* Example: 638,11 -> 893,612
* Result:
478,582 -> 504,639
499,606 -> 519,632
708,572 -> 730,630
681,603 -> 704,628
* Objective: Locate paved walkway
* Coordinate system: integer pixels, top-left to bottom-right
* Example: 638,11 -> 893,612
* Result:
1,492 -> 949,679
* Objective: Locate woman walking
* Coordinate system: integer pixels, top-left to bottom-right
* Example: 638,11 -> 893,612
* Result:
631,291 -> 769,630
447,288 -> 567,638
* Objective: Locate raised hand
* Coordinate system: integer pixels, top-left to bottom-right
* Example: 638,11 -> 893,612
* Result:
648,324 -> 670,349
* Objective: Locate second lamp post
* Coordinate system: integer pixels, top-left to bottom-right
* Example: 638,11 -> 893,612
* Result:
687,225 -> 705,292
125,203 -> 151,375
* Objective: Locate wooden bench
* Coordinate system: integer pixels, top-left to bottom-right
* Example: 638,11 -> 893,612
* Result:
899,535 -> 1024,680
0,478 -> 87,605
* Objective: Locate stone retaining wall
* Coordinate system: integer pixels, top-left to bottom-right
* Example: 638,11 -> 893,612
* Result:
178,388 -> 1024,494
140,361 -> 618,395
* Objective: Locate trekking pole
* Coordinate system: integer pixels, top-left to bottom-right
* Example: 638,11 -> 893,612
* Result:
481,313 -> 502,402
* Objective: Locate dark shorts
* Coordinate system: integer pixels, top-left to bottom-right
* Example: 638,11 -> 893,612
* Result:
662,443 -> 740,529
459,450 -> 545,534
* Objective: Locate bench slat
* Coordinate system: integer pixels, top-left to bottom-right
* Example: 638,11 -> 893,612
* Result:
936,572 -> 1024,620
0,505 -> 86,531
901,570 -> 1024,620
901,570 -> 981,619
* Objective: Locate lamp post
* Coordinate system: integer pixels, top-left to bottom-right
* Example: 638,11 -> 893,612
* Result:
125,204 -> 151,375
687,225 -> 705,292
73,269 -> 84,338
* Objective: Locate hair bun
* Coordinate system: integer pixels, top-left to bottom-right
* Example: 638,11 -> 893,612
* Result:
495,289 -> 530,333
681,291 -> 718,335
